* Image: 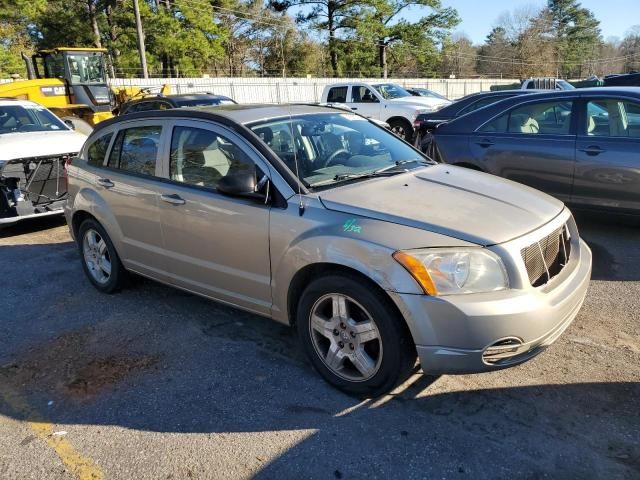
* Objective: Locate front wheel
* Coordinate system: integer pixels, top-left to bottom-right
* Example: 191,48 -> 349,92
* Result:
297,274 -> 416,397
388,118 -> 414,142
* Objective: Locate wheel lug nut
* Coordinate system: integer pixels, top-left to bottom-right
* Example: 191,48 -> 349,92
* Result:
333,329 -> 339,336
349,343 -> 354,350
338,341 -> 344,348
340,323 -> 346,329
350,331 -> 355,338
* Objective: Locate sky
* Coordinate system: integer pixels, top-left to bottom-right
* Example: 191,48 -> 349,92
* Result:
440,0 -> 640,44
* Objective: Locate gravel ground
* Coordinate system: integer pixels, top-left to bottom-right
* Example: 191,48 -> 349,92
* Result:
0,214 -> 638,480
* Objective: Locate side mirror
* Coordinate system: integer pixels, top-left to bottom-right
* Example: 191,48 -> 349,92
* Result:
63,119 -> 76,130
217,171 -> 258,198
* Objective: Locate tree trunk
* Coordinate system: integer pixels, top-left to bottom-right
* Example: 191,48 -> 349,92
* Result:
327,7 -> 338,77
162,53 -> 170,77
105,0 -> 119,75
87,0 -> 102,48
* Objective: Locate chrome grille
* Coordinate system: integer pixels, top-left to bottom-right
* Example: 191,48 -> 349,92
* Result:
521,224 -> 571,287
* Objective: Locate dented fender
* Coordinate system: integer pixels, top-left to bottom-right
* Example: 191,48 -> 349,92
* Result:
269,196 -> 474,325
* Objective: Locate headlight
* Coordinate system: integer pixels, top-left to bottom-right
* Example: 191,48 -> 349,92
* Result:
393,248 -> 508,295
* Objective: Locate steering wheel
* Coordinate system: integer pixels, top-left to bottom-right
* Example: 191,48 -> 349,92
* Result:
324,149 -> 350,168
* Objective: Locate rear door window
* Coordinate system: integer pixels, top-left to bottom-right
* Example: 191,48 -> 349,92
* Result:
107,126 -> 162,176
327,87 -> 348,103
87,133 -> 113,167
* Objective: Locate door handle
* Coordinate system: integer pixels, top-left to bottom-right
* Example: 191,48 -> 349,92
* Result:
579,146 -> 604,156
160,193 -> 186,205
475,139 -> 495,148
350,107 -> 358,110
96,178 -> 114,188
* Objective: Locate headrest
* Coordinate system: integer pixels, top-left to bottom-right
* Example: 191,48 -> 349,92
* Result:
183,149 -> 205,168
254,127 -> 273,143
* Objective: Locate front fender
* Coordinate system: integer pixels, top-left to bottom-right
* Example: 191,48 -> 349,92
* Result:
269,197 -> 473,324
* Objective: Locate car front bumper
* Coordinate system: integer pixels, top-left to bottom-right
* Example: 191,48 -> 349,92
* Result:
389,237 -> 592,375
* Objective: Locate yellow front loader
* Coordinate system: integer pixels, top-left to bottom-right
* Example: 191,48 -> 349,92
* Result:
0,47 -> 169,133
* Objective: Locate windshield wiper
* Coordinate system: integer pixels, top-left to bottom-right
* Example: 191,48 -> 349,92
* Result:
333,170 -> 399,181
372,158 -> 432,174
310,159 -> 432,187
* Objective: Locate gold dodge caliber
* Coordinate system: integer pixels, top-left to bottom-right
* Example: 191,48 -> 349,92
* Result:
65,105 -> 592,396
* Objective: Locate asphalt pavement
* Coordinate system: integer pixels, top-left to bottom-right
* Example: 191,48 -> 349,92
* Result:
0,213 -> 638,480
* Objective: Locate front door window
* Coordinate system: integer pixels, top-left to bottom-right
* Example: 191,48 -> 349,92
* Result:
169,126 -> 258,190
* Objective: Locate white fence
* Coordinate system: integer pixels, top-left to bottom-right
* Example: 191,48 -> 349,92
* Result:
109,77 -> 520,103
1,76 -> 520,102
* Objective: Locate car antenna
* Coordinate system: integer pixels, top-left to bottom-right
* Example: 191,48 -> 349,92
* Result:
281,53 -> 305,216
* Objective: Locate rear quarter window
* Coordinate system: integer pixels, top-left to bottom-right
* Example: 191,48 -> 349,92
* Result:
87,133 -> 113,167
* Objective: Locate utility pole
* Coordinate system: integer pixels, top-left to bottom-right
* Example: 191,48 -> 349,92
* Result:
379,42 -> 388,79
133,0 -> 149,78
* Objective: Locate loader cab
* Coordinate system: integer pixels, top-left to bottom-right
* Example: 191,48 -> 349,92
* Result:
30,48 -> 112,111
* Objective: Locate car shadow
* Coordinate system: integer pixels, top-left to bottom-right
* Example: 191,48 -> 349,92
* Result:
573,212 -> 640,281
1,322 -> 638,479
0,215 -> 67,239
0,220 -> 638,477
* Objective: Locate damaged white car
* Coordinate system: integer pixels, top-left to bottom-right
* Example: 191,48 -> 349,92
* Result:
0,99 -> 86,227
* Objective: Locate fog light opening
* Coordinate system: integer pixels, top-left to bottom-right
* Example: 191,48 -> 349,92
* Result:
482,337 -> 524,365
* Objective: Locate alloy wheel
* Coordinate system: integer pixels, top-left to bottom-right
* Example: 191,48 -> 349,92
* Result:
308,293 -> 383,381
82,228 -> 112,285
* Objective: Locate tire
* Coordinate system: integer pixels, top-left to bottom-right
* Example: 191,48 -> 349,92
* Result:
388,118 -> 414,142
78,218 -> 126,293
297,274 -> 416,397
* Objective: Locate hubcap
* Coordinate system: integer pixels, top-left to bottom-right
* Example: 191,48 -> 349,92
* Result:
309,293 -> 383,382
82,229 -> 112,285
391,125 -> 408,139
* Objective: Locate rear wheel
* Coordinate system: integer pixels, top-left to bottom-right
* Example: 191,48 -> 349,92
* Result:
388,118 -> 413,142
297,274 -> 416,397
78,218 -> 126,293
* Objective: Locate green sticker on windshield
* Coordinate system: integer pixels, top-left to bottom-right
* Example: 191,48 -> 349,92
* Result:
343,219 -> 362,233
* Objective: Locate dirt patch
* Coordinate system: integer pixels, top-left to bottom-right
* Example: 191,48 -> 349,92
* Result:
64,355 -> 158,399
0,327 -> 159,402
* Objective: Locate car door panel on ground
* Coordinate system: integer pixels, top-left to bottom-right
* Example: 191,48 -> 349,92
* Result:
99,121 -> 170,281
468,99 -> 577,203
573,96 -> 640,213
156,120 -> 272,315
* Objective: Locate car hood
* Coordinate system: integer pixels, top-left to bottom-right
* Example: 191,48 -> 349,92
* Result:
389,96 -> 448,109
318,164 -> 564,246
0,130 -> 87,161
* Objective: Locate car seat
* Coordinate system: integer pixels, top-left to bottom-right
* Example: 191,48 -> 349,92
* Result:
509,113 -> 539,134
182,132 -> 222,187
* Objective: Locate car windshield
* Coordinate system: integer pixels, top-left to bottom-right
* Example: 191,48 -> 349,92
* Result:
249,113 -> 429,189
0,104 -> 68,134
176,98 -> 236,107
372,83 -> 412,99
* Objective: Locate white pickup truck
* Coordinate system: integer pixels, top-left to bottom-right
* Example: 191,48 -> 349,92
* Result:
320,82 -> 440,140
